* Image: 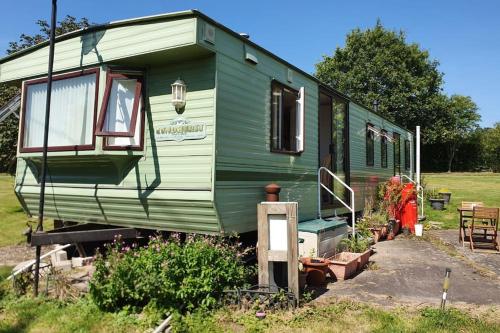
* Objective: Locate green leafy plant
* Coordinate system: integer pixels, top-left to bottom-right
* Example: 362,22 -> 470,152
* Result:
339,236 -> 370,253
424,187 -> 440,200
90,234 -> 253,314
438,188 -> 451,193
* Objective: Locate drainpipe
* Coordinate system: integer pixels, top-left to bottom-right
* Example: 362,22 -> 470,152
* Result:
34,0 -> 57,297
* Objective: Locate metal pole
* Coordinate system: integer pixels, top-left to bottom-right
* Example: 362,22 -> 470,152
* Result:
317,169 -> 322,220
34,0 -> 57,297
416,126 -> 421,190
351,190 -> 355,238
440,268 -> 451,310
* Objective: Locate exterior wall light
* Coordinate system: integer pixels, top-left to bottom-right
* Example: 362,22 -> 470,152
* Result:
171,78 -> 187,112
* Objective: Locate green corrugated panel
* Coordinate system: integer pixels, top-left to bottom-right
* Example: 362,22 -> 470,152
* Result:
14,54 -> 220,233
0,18 -> 197,82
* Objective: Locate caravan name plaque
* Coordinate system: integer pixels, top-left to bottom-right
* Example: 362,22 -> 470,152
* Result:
155,117 -> 207,142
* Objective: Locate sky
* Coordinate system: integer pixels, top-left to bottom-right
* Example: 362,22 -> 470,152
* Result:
0,0 -> 498,127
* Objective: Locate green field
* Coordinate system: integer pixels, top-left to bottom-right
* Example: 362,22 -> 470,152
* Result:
423,173 -> 500,229
0,174 -> 29,247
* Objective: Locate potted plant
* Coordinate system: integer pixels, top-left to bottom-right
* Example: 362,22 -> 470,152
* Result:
438,188 -> 452,204
339,236 -> 371,269
427,188 -> 445,210
378,179 -> 405,239
326,252 -> 360,280
365,211 -> 389,243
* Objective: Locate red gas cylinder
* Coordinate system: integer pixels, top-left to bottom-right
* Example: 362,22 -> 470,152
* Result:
400,183 -> 418,233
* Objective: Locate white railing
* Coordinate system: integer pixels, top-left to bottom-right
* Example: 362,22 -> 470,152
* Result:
400,174 -> 425,219
318,167 -> 356,236
7,244 -> 72,280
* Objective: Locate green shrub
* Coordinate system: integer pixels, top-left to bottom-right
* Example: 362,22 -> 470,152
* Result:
339,236 -> 370,253
90,234 -> 253,314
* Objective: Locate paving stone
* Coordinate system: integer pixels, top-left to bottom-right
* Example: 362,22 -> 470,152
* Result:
320,236 -> 500,306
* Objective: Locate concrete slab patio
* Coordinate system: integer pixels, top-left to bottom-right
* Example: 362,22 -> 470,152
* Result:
429,229 -> 500,276
321,236 -> 500,307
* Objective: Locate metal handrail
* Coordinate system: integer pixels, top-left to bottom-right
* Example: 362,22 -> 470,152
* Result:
399,174 -> 425,218
318,167 -> 355,236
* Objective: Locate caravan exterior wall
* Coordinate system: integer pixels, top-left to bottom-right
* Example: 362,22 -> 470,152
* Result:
0,11 -> 414,235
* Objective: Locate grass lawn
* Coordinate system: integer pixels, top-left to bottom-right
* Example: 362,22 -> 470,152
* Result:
0,174 -> 29,247
0,295 -> 498,333
423,172 -> 500,229
176,300 -> 500,333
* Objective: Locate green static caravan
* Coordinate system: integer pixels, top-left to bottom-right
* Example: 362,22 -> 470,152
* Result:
0,10 -> 414,235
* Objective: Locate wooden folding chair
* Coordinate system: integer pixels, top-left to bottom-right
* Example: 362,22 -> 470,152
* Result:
459,202 -> 484,245
468,207 -> 499,252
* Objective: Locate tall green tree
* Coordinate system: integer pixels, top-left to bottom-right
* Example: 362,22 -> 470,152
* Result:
481,122 -> 500,172
431,95 -> 480,172
315,20 -> 444,141
0,15 -> 91,172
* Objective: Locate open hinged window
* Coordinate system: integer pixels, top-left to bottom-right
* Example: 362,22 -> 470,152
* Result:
96,72 -> 144,149
270,81 -> 305,154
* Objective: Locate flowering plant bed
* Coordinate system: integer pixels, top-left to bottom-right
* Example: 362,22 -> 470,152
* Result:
326,252 -> 360,280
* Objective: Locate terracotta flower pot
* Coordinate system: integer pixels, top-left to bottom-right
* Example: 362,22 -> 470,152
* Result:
326,252 -> 360,280
300,257 -> 328,286
299,271 -> 308,290
370,228 -> 382,243
356,249 -> 372,269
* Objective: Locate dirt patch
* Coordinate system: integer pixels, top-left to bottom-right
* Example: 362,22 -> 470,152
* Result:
0,244 -> 54,267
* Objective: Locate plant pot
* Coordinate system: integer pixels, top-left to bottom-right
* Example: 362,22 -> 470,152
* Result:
439,192 -> 451,204
402,227 -> 410,236
387,219 -> 396,240
356,249 -> 372,269
300,257 -> 328,286
394,220 -> 401,235
299,271 -> 308,290
429,198 -> 445,210
370,228 -> 382,243
326,252 -> 360,280
381,225 -> 388,238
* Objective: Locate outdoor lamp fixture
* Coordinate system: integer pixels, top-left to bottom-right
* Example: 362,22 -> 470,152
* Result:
171,78 -> 187,112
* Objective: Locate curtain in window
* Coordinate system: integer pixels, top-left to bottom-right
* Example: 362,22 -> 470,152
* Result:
103,78 -> 141,146
107,99 -> 142,146
24,74 -> 96,148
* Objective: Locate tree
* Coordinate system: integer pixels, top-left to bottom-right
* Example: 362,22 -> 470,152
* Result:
481,123 -> 500,172
0,86 -> 20,173
433,95 -> 480,172
7,15 -> 91,54
0,15 -> 91,172
315,20 -> 444,138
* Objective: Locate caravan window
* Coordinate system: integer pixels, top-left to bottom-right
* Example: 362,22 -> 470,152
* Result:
381,130 -> 388,168
270,81 -> 304,153
393,132 -> 401,174
366,123 -> 374,166
20,69 -> 98,152
96,72 -> 144,149
404,139 -> 411,170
